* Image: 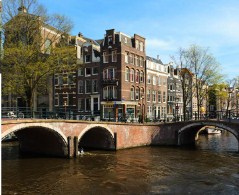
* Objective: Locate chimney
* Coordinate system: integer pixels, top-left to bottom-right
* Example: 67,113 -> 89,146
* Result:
18,6 -> 27,13
157,55 -> 160,60
78,32 -> 83,37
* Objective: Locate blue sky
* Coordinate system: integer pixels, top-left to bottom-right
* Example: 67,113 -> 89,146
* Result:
38,0 -> 239,80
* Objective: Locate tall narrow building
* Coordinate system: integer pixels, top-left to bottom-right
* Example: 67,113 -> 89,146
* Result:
100,29 -> 146,121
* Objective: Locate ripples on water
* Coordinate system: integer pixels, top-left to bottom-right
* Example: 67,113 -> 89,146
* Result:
2,133 -> 239,195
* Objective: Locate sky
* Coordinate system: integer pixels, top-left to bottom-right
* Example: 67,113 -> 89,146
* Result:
38,0 -> 239,80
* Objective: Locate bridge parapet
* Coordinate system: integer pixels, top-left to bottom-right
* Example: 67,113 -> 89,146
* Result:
2,119 -> 239,157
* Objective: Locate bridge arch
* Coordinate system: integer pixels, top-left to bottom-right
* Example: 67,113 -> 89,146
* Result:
78,124 -> 115,150
178,122 -> 239,147
2,123 -> 68,157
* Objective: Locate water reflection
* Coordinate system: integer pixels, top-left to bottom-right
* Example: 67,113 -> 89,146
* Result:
2,132 -> 239,194
196,131 -> 238,152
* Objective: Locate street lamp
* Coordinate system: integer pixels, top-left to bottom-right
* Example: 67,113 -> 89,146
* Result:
64,100 -> 67,119
175,97 -> 179,121
141,95 -> 145,123
235,88 -> 239,117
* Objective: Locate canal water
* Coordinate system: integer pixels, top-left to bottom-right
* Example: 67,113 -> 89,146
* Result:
2,132 -> 239,195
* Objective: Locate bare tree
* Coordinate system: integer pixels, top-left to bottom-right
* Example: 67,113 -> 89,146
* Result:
172,44 -> 223,120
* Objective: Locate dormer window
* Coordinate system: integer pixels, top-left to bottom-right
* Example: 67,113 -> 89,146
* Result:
124,37 -> 127,43
85,55 -> 91,63
108,35 -> 113,45
136,40 -> 139,50
140,42 -> 144,51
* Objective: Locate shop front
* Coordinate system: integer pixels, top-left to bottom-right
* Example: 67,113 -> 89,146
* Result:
101,101 -> 138,122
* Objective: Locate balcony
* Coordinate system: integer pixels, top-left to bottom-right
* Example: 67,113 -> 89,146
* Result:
102,78 -> 119,86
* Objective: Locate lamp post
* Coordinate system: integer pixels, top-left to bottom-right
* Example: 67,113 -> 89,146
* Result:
141,96 -> 145,123
236,88 -> 239,117
64,100 -> 67,119
175,97 -> 179,121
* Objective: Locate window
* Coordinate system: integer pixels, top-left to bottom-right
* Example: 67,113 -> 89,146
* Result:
158,76 -> 161,85
68,74 -> 74,85
125,67 -> 130,81
129,54 -> 133,64
58,75 -> 63,86
153,76 -> 156,85
152,91 -> 156,102
44,39 -> 51,54
161,107 -> 166,118
140,88 -> 144,99
163,91 -> 166,103
140,57 -> 144,67
163,78 -> 166,85
147,90 -> 151,102
85,68 -> 91,76
125,52 -> 129,63
140,42 -> 144,51
103,52 -> 108,63
103,68 -> 115,79
85,98 -> 91,111
78,68 -> 84,76
85,80 -> 91,93
112,50 -> 117,62
158,91 -> 161,103
124,37 -> 127,43
135,87 -> 140,100
135,56 -> 139,66
135,40 -> 139,50
92,67 -> 98,75
58,94 -> 63,106
103,86 -> 117,99
78,98 -> 85,111
108,35 -> 113,44
135,70 -> 139,83
131,87 -> 135,100
85,55 -> 90,63
68,94 -> 74,106
54,94 -> 59,106
78,80 -> 84,94
140,71 -> 144,83
130,69 -> 135,82
147,75 -> 151,84
92,80 -> 98,93
153,62 -> 156,70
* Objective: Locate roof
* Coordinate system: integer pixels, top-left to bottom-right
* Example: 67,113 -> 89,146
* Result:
146,56 -> 164,65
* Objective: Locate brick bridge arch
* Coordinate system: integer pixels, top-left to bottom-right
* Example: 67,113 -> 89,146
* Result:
178,121 -> 239,147
78,124 -> 116,150
1,123 -> 68,157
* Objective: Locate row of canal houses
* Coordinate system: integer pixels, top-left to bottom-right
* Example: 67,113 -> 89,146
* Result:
1,6 -> 198,121
54,29 -> 193,122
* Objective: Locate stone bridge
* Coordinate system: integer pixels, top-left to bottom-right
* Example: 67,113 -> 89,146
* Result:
1,119 -> 239,158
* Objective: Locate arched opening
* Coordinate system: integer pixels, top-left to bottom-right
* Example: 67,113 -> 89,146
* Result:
178,123 -> 239,152
78,127 -> 115,151
3,127 -> 68,157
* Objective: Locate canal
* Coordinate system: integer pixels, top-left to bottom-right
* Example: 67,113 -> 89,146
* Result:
2,132 -> 239,194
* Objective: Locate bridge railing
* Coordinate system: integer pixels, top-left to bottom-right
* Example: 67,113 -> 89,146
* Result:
2,107 -> 239,123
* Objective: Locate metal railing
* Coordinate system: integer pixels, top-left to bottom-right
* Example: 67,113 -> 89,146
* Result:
2,107 -> 239,123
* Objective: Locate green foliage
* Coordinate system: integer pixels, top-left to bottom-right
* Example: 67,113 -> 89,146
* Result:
0,0 -> 74,109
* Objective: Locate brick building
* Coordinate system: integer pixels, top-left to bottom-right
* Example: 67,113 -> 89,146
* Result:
100,29 -> 146,121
